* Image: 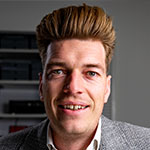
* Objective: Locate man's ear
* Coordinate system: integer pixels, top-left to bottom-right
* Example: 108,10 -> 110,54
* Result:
39,72 -> 44,102
104,75 -> 111,104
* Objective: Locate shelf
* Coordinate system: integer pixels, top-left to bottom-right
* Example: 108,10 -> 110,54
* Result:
0,80 -> 39,85
0,113 -> 47,119
0,49 -> 38,54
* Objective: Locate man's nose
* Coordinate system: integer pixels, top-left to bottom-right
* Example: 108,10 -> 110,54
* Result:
63,70 -> 84,94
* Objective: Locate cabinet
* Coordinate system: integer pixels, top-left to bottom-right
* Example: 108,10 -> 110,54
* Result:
0,32 -> 46,136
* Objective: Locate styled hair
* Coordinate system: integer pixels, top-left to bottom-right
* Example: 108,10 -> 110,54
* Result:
36,4 -> 116,71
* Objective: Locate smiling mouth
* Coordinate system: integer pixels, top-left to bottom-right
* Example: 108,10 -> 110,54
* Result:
59,105 -> 89,110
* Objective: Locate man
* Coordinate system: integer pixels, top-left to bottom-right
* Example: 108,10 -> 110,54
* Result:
0,4 -> 150,150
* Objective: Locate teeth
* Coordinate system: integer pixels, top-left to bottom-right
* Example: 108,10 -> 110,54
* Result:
70,105 -> 74,110
62,105 -> 87,110
74,105 -> 79,110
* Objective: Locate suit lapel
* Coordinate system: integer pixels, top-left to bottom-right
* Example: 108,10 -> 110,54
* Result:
21,119 -> 49,150
99,115 -> 131,150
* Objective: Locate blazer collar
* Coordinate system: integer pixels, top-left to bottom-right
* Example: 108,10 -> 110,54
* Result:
23,118 -> 49,150
100,115 -> 131,150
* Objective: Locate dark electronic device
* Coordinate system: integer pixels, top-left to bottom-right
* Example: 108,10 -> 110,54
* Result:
9,100 -> 45,114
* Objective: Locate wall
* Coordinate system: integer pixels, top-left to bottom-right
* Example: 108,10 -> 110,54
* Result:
111,1 -> 150,127
0,0 -> 150,127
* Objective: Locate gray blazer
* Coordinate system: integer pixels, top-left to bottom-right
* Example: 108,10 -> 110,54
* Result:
0,115 -> 150,150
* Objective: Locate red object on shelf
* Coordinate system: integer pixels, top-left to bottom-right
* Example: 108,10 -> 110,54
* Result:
9,125 -> 28,133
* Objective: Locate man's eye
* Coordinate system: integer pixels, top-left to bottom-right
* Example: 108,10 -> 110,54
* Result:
52,69 -> 63,75
86,71 -> 97,77
47,69 -> 65,79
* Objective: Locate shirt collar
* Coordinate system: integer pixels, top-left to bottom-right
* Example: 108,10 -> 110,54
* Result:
47,118 -> 101,150
86,117 -> 101,150
47,122 -> 57,150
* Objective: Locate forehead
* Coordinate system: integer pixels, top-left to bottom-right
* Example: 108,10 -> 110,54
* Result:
45,39 -> 106,69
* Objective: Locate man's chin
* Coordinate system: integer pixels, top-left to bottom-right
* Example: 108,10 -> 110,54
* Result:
58,120 -> 92,136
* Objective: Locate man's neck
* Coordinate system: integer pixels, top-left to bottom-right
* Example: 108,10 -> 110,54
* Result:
53,131 -> 96,150
52,127 -> 97,150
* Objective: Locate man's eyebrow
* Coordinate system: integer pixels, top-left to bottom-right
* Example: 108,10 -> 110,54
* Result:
46,62 -> 67,69
83,64 -> 105,73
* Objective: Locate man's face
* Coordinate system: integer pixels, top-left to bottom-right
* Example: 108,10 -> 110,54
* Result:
40,39 -> 111,137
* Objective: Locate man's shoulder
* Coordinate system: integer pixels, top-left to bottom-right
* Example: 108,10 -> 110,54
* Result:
101,115 -> 150,149
0,126 -> 33,149
0,119 -> 49,150
114,118 -> 150,140
115,119 -> 150,149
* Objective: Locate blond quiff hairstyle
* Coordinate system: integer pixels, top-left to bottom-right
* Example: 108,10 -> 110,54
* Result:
36,4 -> 116,72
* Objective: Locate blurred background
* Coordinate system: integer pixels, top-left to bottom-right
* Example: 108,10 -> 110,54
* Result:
0,0 -> 150,136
